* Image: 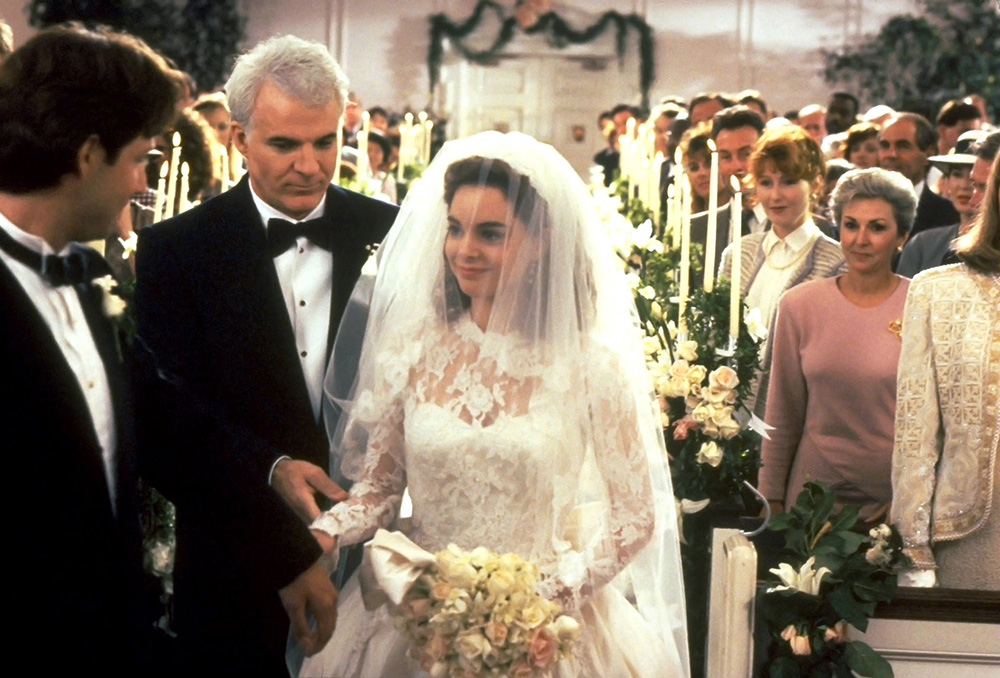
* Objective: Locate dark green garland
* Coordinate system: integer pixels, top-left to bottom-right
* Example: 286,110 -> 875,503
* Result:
429,1 -> 655,107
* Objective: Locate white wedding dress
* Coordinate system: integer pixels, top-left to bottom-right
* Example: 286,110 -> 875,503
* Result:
295,316 -> 685,678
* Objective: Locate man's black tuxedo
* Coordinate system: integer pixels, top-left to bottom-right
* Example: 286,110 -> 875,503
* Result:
1,261 -> 146,676
134,178 -> 397,674
911,181 -> 959,238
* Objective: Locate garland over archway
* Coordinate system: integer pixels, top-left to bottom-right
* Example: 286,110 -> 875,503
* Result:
429,1 -> 655,108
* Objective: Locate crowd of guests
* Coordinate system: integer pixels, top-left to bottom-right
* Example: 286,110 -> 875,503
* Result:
595,88 -> 998,591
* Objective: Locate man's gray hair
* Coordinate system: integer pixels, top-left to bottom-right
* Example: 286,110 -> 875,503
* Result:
830,167 -> 917,236
226,35 -> 348,129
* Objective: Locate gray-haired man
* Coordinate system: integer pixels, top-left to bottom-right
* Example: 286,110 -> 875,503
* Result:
135,35 -> 398,675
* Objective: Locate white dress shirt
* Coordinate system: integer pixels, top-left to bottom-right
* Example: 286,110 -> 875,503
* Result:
0,211 -> 117,507
746,218 -> 821,335
248,186 -> 333,422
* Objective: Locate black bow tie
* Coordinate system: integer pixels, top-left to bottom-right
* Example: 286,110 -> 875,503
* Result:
267,217 -> 331,257
0,226 -> 110,286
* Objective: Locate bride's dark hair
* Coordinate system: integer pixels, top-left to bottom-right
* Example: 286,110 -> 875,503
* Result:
441,156 -> 551,328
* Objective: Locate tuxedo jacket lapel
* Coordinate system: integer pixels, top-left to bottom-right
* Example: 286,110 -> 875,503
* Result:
0,264 -> 115,506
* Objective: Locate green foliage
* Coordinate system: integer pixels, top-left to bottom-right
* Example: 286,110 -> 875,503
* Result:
823,0 -> 1000,115
428,1 -> 656,107
29,0 -> 245,92
758,482 -> 909,677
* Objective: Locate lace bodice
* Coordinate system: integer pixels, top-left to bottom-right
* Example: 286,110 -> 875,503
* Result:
312,316 -> 655,608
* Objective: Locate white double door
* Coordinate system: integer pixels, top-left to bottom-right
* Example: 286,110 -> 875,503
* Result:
442,54 -> 630,179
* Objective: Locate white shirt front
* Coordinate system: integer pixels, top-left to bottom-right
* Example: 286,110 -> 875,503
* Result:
0,211 -> 117,508
746,218 -> 821,336
248,186 -> 333,421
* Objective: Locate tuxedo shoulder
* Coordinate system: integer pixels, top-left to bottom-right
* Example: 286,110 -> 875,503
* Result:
329,185 -> 398,229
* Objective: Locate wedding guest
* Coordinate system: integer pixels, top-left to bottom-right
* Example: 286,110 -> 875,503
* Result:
798,104 -> 827,144
366,127 -> 397,203
892,149 -> 1000,590
760,168 -> 915,523
862,104 -> 896,126
367,105 -> 389,132
844,122 -> 881,169
718,125 -> 846,413
935,99 -> 982,154
678,122 -> 722,214
193,92 -> 232,147
134,35 -> 398,676
878,113 -> 958,237
825,92 -> 859,135
898,131 -> 997,277
0,25 -> 180,676
737,88 -> 769,120
689,91 -> 733,126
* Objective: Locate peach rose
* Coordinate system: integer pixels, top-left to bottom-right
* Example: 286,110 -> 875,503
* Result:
431,581 -> 453,601
484,620 -> 508,647
529,627 -> 559,668
673,417 -> 700,440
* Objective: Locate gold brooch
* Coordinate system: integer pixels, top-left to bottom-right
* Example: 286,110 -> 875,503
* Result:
888,318 -> 902,340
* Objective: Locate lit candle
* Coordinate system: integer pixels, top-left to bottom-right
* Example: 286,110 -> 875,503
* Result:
333,113 -> 344,183
666,183 -> 677,244
153,161 -> 168,223
164,132 -> 181,220
178,162 -> 190,213
219,145 -> 230,192
396,123 -> 406,181
424,119 -> 433,164
652,151 -> 664,229
417,112 -> 428,165
679,175 -> 692,335
357,130 -> 369,179
704,140 -> 719,291
729,175 -> 743,340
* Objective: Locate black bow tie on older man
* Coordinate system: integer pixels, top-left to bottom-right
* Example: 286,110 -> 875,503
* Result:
267,217 -> 331,257
0,226 -> 111,286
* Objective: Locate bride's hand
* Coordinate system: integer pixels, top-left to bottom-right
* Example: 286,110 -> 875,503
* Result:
311,528 -> 337,553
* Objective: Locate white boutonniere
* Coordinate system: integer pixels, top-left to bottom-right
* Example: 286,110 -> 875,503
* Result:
118,231 -> 139,260
92,275 -> 128,318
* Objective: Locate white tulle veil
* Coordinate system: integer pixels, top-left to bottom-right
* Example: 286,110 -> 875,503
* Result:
323,131 -> 689,674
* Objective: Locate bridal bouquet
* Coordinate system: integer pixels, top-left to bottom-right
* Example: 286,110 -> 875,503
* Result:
362,531 -> 580,678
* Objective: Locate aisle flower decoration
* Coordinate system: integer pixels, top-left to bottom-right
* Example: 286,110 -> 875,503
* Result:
595,187 -> 764,512
366,532 -> 580,677
758,482 -> 910,678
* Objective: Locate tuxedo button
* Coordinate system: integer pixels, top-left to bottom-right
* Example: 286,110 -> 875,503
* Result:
299,300 -> 306,307
298,247 -> 304,254
300,350 -> 307,357
87,380 -> 94,389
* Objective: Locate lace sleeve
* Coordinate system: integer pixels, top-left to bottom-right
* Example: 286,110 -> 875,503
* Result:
891,277 -> 940,571
538,354 -> 655,610
310,392 -> 407,548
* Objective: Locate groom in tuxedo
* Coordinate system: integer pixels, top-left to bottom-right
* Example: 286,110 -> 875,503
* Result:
135,35 -> 398,675
0,26 -> 180,676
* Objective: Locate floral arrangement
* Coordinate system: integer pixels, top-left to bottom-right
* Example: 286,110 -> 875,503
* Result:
757,482 -> 910,678
392,543 -> 580,678
596,190 -> 764,511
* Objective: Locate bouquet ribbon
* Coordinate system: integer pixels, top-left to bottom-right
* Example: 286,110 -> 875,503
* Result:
359,528 -> 436,611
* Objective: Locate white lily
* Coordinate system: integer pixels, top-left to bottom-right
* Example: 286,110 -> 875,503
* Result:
769,556 -> 830,595
745,306 -> 768,343
118,230 -> 139,259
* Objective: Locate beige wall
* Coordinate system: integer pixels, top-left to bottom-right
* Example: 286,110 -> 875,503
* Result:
1,0 -> 916,117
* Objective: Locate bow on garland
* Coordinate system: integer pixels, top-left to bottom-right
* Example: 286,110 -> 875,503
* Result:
428,0 -> 655,107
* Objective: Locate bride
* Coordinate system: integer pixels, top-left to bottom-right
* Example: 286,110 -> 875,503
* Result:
292,131 -> 689,677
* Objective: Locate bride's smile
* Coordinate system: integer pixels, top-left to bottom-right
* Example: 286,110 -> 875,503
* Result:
445,184 -> 527,328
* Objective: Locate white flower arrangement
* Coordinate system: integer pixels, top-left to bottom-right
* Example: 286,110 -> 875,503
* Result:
393,544 -> 580,677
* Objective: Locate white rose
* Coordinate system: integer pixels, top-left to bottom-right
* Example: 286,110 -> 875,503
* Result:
708,365 -> 740,390
455,631 -> 490,661
696,441 -> 723,467
668,359 -> 690,380
638,285 -> 656,300
686,364 -> 707,385
676,340 -> 699,362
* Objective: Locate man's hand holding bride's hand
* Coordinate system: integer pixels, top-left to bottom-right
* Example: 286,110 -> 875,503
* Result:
273,459 -> 348,523
279,559 -> 339,657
